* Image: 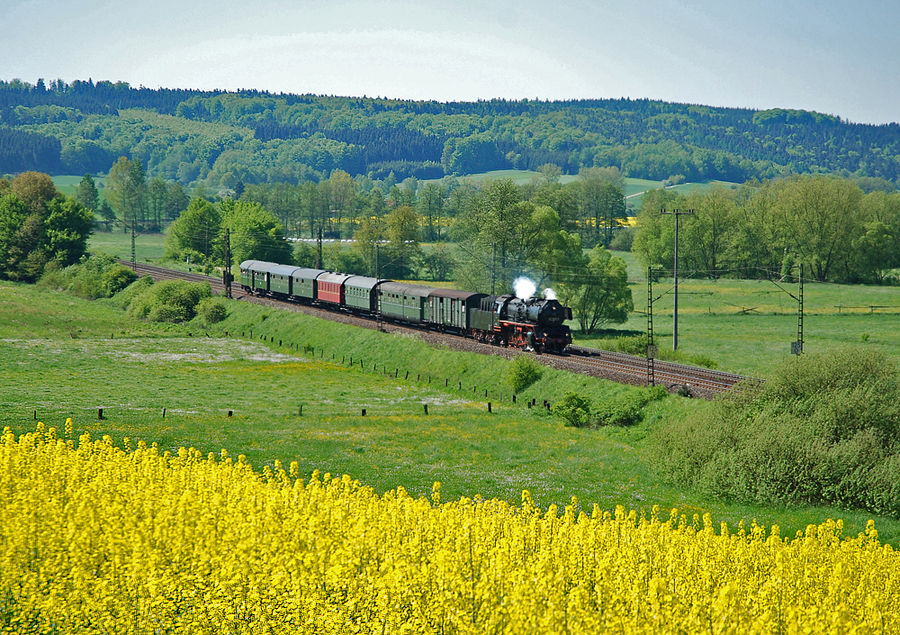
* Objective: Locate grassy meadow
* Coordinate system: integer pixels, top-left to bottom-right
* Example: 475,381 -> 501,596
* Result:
3,280 -> 900,544
574,250 -> 900,375
90,230 -> 167,263
420,169 -> 740,211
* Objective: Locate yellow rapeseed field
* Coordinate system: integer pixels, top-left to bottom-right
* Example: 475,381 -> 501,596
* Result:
2,423 -> 898,633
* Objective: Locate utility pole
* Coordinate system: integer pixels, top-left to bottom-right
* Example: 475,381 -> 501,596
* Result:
660,208 -> 694,351
646,267 -> 656,386
224,227 -> 232,299
795,263 -> 804,354
490,243 -> 496,295
766,263 -> 805,356
316,226 -> 323,269
130,216 -> 136,272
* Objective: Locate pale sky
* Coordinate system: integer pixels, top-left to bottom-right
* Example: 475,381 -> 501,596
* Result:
3,0 -> 898,124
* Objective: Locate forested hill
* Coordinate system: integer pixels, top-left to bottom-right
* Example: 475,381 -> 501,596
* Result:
1,78 -> 897,187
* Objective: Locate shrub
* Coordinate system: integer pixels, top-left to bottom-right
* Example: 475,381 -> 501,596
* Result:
552,392 -> 593,427
652,348 -> 900,515
37,255 -> 137,299
102,265 -> 138,296
608,227 -> 635,251
606,336 -> 717,369
112,275 -> 154,308
593,386 -> 668,427
126,280 -> 212,323
506,355 -> 544,393
197,297 -> 228,324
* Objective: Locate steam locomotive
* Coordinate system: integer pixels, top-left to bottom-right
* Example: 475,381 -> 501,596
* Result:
240,260 -> 573,354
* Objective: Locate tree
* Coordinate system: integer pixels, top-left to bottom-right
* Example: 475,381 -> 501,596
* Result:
299,181 -> 325,239
558,246 -> 633,333
165,198 -> 222,266
531,181 -> 578,231
164,182 -> 189,223
771,176 -> 863,282
263,182 -> 302,236
850,190 -> 900,283
44,197 -> 93,267
353,217 -> 384,276
147,177 -> 168,231
679,187 -> 738,277
74,175 -> 99,213
578,167 -> 625,246
420,243 -> 456,281
95,199 -> 116,231
597,182 -> 626,246
416,182 -> 443,241
0,195 -> 41,281
0,172 -> 92,281
538,163 -> 563,184
631,188 -> 681,269
326,170 -> 355,237
106,156 -> 148,232
219,199 -> 292,264
10,171 -> 57,214
451,179 -> 521,292
382,205 -> 420,278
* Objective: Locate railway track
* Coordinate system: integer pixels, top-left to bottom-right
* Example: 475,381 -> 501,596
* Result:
126,261 -> 228,291
565,346 -> 755,397
120,260 -> 758,398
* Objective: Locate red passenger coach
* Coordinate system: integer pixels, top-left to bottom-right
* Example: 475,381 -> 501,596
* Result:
315,272 -> 351,305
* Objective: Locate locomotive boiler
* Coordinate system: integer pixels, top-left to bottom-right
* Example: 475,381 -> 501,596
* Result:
469,294 -> 573,353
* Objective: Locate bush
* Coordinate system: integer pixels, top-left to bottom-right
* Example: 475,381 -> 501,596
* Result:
605,335 -> 717,369
102,265 -> 138,296
506,355 -> 544,393
652,348 -> 900,515
197,297 -> 228,324
608,227 -> 635,251
552,392 -> 593,427
126,280 -> 212,323
593,386 -> 668,427
551,386 -> 667,428
37,255 -> 137,299
111,275 -> 154,308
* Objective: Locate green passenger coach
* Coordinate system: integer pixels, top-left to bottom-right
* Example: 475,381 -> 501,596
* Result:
378,282 -> 435,323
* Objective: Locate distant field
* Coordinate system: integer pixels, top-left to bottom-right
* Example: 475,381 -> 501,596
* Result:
422,169 -> 741,213
89,231 -> 167,263
3,279 -> 900,543
576,250 -> 900,375
51,174 -> 106,197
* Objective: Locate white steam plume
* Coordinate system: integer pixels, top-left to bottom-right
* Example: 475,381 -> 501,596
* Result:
543,287 -> 557,300
513,276 -> 536,300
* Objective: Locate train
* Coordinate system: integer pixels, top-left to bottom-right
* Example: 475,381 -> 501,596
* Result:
239,260 -> 573,354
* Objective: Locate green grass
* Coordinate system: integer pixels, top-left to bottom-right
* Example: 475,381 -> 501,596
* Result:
88,231 -> 168,263
573,250 -> 900,376
625,180 -> 742,210
422,170 -> 740,213
51,174 -> 107,197
3,279 -> 900,544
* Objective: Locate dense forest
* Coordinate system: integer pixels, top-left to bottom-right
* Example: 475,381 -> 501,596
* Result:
1,79 -> 897,187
